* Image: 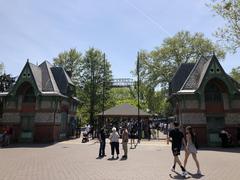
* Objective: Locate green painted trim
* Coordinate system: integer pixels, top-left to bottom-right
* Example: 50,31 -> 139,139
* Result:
196,56 -> 238,96
9,62 -> 41,96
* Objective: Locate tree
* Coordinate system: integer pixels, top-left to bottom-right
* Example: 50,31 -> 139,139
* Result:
0,74 -> 15,92
0,63 -> 4,75
79,48 -> 113,126
53,48 -> 82,84
230,66 -> 240,82
134,31 -> 225,115
208,0 -> 240,52
138,31 -> 225,89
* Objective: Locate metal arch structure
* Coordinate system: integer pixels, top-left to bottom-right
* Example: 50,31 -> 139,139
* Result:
111,78 -> 135,88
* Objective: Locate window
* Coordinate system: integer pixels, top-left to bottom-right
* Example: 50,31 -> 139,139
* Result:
23,87 -> 36,103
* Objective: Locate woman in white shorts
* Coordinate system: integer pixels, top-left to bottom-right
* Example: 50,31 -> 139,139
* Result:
184,126 -> 201,175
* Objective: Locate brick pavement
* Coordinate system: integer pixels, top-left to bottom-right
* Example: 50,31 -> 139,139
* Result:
0,139 -> 239,180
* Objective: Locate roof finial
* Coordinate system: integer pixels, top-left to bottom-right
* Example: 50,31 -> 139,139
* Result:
27,58 -> 29,62
212,51 -> 215,56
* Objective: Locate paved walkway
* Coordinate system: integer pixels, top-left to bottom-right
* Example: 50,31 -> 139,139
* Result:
0,138 -> 240,180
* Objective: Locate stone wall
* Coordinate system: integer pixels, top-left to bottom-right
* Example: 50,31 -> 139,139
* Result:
40,100 -> 52,109
185,100 -> 199,109
35,112 -> 61,123
225,113 -> 240,124
181,113 -> 206,124
6,101 -> 16,109
231,99 -> 240,109
1,113 -> 20,123
222,93 -> 229,110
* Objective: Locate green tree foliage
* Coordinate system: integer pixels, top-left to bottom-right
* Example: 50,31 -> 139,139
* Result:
139,31 -> 225,89
230,66 -> 240,82
0,74 -> 15,92
110,88 -> 139,107
53,48 -> 82,84
79,48 -> 113,126
53,48 -> 113,126
135,31 -> 225,115
208,0 -> 240,52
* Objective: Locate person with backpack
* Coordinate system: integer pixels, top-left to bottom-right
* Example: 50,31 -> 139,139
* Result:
183,126 -> 201,175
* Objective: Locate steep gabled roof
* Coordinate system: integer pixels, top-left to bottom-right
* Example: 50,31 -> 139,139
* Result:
8,60 -> 76,98
98,103 -> 152,117
170,55 -> 240,96
28,63 -> 42,91
169,63 -> 195,94
39,61 -> 60,93
51,67 -> 74,95
181,56 -> 211,90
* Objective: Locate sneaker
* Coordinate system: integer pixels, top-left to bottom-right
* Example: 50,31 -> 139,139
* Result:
197,170 -> 202,175
171,167 -> 175,172
181,171 -> 188,177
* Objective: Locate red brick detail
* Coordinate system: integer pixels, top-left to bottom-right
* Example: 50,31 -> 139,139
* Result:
21,103 -> 36,112
4,109 -> 19,113
225,109 -> 240,113
34,123 -> 61,142
205,102 -> 224,114
181,109 -> 205,113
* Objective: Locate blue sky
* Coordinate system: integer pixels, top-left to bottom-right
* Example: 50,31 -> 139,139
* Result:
0,0 -> 239,79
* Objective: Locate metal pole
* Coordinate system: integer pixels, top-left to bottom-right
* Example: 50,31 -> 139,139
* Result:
137,52 -> 141,141
102,54 -> 106,129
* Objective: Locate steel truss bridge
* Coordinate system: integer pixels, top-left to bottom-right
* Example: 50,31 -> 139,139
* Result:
111,78 -> 135,88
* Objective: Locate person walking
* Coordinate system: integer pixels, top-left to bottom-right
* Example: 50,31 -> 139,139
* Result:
98,128 -> 106,158
184,126 -> 201,175
109,127 -> 120,159
130,124 -> 136,149
168,121 -> 188,177
122,127 -> 129,159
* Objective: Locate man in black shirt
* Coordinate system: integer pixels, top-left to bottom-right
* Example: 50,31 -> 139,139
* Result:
98,128 -> 106,158
168,121 -> 188,177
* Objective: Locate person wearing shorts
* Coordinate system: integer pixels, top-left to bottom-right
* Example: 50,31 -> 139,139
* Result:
168,121 -> 188,177
184,126 -> 201,175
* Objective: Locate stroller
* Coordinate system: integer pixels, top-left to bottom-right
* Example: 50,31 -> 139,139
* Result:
81,131 -> 89,143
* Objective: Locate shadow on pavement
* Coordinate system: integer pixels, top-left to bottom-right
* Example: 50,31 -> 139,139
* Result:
188,172 -> 205,179
198,147 -> 240,153
169,171 -> 204,179
1,143 -> 54,149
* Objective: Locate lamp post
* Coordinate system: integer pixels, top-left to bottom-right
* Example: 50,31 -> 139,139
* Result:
137,52 -> 141,142
101,54 -> 106,129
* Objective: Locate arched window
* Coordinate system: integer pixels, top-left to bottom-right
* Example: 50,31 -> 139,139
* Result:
23,87 -> 36,103
205,83 -> 222,103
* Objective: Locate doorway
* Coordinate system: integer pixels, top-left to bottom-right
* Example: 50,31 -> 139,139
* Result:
207,116 -> 225,146
20,116 -> 34,142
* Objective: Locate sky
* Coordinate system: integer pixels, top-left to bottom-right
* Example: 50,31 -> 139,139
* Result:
0,0 -> 239,79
